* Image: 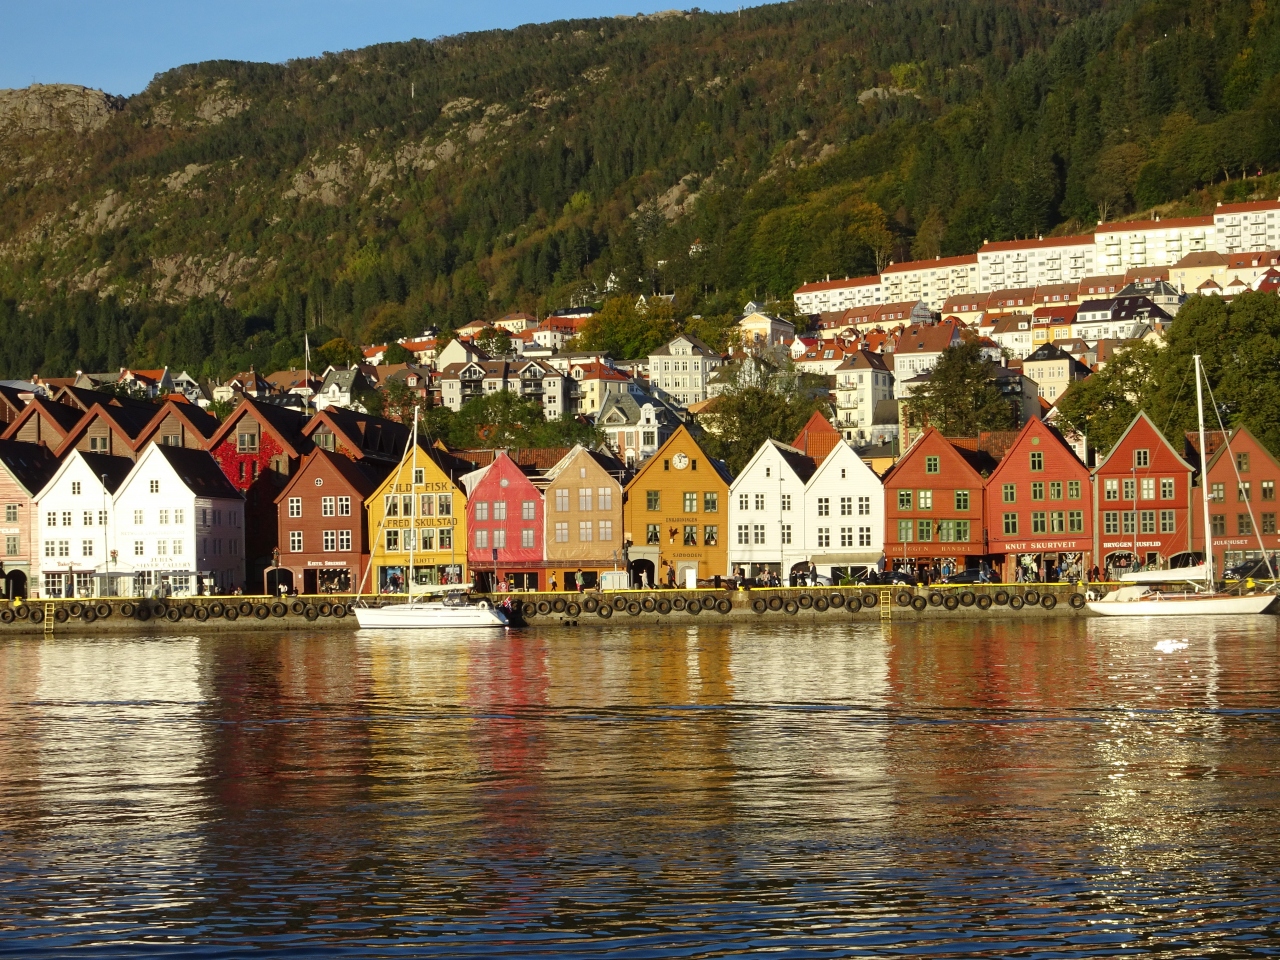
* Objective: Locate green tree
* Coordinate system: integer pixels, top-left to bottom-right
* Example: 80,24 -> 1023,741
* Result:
383,342 -> 411,364
446,391 -> 602,449
475,327 -> 513,357
1053,340 -> 1159,454
569,297 -> 677,359
315,337 -> 363,368
902,341 -> 1018,437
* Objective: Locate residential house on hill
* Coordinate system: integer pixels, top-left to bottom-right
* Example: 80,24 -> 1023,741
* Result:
597,393 -> 682,467
1021,343 -> 1092,402
889,320 -> 963,398
832,350 -> 893,444
737,310 -> 794,348
647,334 -> 722,408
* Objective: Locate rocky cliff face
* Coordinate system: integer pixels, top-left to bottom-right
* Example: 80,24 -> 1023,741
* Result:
0,84 -> 124,141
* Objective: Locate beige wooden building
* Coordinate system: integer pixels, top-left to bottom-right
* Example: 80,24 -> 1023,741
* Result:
541,446 -> 626,591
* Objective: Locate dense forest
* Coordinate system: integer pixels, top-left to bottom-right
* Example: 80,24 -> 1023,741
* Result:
4,0 -> 1280,379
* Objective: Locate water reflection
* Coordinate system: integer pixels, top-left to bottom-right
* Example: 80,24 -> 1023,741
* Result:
0,618 -> 1277,955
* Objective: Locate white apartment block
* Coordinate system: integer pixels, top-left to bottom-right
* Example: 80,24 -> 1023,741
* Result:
1093,215 -> 1213,272
647,334 -> 721,407
879,255 -> 979,311
792,275 -> 882,314
1213,200 -> 1280,254
978,235 -> 1096,291
833,352 -> 894,443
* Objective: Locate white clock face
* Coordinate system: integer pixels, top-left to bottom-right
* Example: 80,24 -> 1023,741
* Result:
673,453 -> 689,470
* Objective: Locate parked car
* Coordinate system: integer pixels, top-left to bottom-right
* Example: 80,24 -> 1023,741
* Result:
941,568 -> 988,585
1223,557 -> 1278,581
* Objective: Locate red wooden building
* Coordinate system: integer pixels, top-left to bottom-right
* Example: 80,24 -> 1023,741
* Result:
881,427 -> 995,575
272,449 -> 393,595
984,418 -> 1093,580
466,451 -> 545,591
1189,426 -> 1280,572
207,398 -> 312,586
1091,411 -> 1195,573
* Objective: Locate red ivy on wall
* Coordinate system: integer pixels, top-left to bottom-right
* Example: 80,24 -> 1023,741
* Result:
212,432 -> 286,491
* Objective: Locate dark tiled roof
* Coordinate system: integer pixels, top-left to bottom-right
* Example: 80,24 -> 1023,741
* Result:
154,446 -> 244,500
80,452 -> 135,493
0,439 -> 58,494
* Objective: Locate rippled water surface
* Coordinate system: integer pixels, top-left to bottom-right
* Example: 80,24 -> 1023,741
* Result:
2,617 -> 1280,957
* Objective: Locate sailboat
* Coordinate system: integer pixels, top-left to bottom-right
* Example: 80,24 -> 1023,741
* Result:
1088,355 -> 1276,617
353,406 -> 508,630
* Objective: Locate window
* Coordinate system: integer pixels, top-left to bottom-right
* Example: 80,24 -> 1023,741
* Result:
938,520 -> 970,542
82,540 -> 94,557
322,497 -> 335,517
1238,514 -> 1254,536
1237,452 -> 1250,473
323,530 -> 337,552
1002,484 -> 1016,503
237,433 -> 258,454
384,495 -> 398,517
284,496 -> 301,519
338,530 -> 352,551
493,530 -> 506,548
439,528 -> 452,550
737,524 -> 749,545
1003,513 -> 1018,535
897,520 -> 913,542
1134,449 -> 1149,467
158,509 -> 169,525
858,496 -> 871,516
753,524 -> 766,545
61,511 -> 71,526
289,531 -> 303,552
3,505 -> 15,523
912,518 -> 929,542
553,489 -> 569,512
71,481 -> 81,495
4,536 -> 16,556
817,528 -> 831,548
516,528 -> 533,548
579,520 -> 594,542
684,492 -> 698,513
1069,511 -> 1084,533
1140,510 -> 1156,534
1239,482 -> 1252,502
597,488 -> 613,510
1123,478 -> 1136,500
754,493 -> 766,511
683,525 -> 697,546
493,500 -> 507,521
1156,510 -> 1174,534
898,490 -> 913,510
83,511 -> 93,526
579,488 -> 594,511
338,496 -> 351,516
1105,479 -> 1119,501
925,456 -> 939,474
1122,511 -> 1136,534
556,522 -> 570,543
642,430 -> 656,446
645,524 -> 659,544
598,520 -> 613,541
174,509 -> 184,525
89,437 -> 107,452
134,540 -> 144,556
1030,481 -> 1044,501
781,523 -> 792,545
704,492 -> 718,513
1030,451 -> 1044,471
858,526 -> 872,547
1264,481 -> 1276,502
475,501 -> 489,521
1104,511 -> 1119,534
1210,482 -> 1225,502
1141,477 -> 1155,500
1050,511 -> 1065,534
738,493 -> 749,511
1263,513 -> 1277,535
817,497 -> 830,516
149,480 -> 160,494
1049,481 -> 1063,500
99,510 -> 107,526
385,530 -> 400,551
45,511 -> 55,527
839,496 -> 852,516
646,491 -> 660,511
954,490 -> 970,511
704,525 -> 718,546
918,490 -> 933,510
1032,511 -> 1047,534
1160,478 -> 1175,500
437,495 -> 452,517
474,529 -> 488,549
1068,480 -> 1081,499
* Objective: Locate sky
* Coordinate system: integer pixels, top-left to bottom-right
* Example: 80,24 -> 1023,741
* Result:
3,0 -> 744,96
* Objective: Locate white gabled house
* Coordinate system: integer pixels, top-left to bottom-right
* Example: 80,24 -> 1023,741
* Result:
111,444 -> 247,597
32,450 -> 134,599
727,440 -> 817,578
802,441 -> 885,582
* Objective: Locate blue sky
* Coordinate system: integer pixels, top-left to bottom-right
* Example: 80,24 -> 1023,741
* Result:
4,1 -> 743,96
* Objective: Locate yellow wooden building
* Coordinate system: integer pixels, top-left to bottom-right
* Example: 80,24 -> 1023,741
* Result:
623,424 -> 732,586
364,443 -> 472,594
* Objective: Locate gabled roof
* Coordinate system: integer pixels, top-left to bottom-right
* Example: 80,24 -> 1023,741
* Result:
2,395 -> 84,442
78,452 -> 135,493
302,408 -> 411,462
1093,410 -> 1193,474
207,396 -> 310,458
130,400 -> 221,451
275,447 -> 396,503
649,334 -> 718,357
53,402 -> 156,457
625,423 -> 734,488
453,447 -> 573,472
149,445 -> 244,500
985,418 -> 1085,483
542,444 -> 628,484
0,439 -> 59,495
732,438 -> 816,489
882,427 -> 995,484
791,410 -> 841,461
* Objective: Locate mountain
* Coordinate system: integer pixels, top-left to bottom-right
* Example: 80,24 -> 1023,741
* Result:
2,0 -> 1280,380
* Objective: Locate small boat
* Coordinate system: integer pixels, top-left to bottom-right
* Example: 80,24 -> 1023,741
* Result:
1087,354 -> 1277,618
354,587 -> 508,629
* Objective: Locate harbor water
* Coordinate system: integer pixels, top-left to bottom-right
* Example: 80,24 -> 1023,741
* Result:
1,618 -> 1279,956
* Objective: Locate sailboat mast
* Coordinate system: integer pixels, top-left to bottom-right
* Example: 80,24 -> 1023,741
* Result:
1194,354 -> 1214,587
409,404 -> 419,596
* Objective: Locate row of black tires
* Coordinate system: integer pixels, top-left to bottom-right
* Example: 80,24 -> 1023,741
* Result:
523,593 -> 736,619
891,588 -> 1086,612
0,598 -> 351,625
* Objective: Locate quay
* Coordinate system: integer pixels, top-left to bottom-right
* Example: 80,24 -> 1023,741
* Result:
0,583 -> 1099,635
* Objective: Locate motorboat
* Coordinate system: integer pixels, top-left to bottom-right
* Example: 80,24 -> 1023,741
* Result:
354,588 -> 508,629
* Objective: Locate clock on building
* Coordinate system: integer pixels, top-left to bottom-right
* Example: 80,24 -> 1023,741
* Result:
672,452 -> 689,470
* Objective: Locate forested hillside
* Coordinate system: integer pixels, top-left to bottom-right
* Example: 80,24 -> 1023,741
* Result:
3,0 -> 1280,379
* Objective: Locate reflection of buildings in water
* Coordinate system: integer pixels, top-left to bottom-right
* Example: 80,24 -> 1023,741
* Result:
728,623 -> 892,828
0,641 -> 48,843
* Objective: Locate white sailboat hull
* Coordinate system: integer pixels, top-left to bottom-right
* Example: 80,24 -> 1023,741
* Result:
1087,594 -> 1276,617
354,601 -> 508,629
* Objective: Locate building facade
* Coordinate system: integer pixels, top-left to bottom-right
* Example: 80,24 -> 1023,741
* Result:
727,440 -> 816,579
541,446 -> 626,590
0,441 -> 60,598
465,452 -> 545,592
1189,427 -> 1280,572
